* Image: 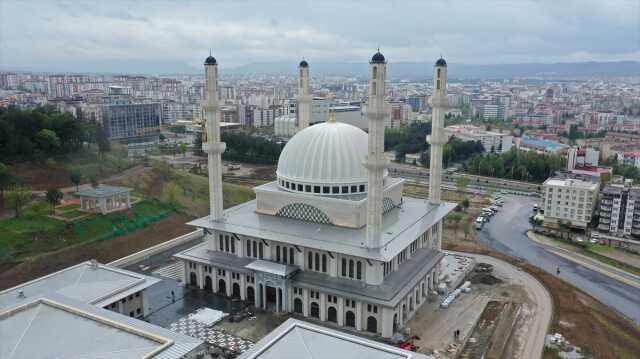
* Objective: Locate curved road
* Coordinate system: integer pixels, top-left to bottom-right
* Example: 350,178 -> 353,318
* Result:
477,195 -> 640,325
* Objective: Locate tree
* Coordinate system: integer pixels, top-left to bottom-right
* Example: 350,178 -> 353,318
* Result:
193,132 -> 204,156
446,212 -> 464,235
462,218 -> 473,240
95,122 -> 111,154
0,162 -> 14,200
69,170 -> 82,192
460,197 -> 470,211
162,182 -> 180,208
46,188 -> 63,214
456,177 -> 470,196
35,129 -> 61,154
180,143 -> 187,157
6,186 -> 31,218
89,174 -> 99,188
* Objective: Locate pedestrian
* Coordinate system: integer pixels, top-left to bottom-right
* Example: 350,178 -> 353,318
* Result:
556,266 -> 560,275
171,290 -> 175,303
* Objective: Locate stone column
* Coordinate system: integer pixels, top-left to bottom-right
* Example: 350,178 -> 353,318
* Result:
302,288 -> 310,317
319,293 -> 326,321
381,307 -> 395,338
355,301 -> 363,331
337,297 -> 345,326
297,60 -> 311,131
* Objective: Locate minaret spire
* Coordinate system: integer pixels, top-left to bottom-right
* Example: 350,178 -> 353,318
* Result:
428,57 -> 448,204
297,59 -> 311,131
364,50 -> 389,249
203,53 -> 226,221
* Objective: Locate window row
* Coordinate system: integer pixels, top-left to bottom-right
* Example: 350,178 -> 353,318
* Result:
341,258 -> 363,280
308,251 -> 328,273
280,179 -> 366,195
219,233 -> 236,254
245,239 -> 264,259
276,245 -> 295,265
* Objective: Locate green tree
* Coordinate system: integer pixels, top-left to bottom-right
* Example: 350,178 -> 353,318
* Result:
462,218 -> 473,240
0,162 -> 14,200
69,170 -> 82,192
35,129 -> 61,154
446,212 -> 464,235
95,122 -> 111,154
456,177 -> 470,195
180,143 -> 187,157
45,188 -> 63,214
460,197 -> 470,211
6,186 -> 31,218
162,182 -> 180,208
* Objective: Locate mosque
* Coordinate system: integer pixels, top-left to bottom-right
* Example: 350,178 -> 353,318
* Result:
175,51 -> 455,338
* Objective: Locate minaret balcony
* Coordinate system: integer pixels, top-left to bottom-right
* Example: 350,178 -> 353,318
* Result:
202,142 -> 226,154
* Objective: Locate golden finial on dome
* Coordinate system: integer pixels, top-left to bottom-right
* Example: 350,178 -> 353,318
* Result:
327,108 -> 336,123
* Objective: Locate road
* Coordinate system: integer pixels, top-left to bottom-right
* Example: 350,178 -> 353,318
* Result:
477,195 -> 640,325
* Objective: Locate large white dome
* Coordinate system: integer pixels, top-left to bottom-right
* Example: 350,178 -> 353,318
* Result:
276,121 -> 376,195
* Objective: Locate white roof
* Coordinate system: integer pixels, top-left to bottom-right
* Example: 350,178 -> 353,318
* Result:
276,121 -> 373,185
240,319 -> 431,359
543,178 -> 598,190
0,295 -> 201,359
0,261 -> 160,310
245,260 -> 298,277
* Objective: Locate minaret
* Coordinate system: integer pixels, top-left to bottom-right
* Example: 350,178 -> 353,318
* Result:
427,58 -> 448,204
297,59 -> 311,131
364,50 -> 389,248
203,54 -> 226,220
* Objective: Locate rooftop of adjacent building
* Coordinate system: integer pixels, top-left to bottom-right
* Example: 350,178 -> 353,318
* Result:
521,137 -> 569,151
239,318 -> 430,359
1,294 -> 201,359
543,177 -> 599,190
0,262 -> 200,359
74,184 -> 132,198
0,260 -> 159,310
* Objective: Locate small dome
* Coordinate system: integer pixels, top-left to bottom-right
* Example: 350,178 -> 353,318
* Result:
299,59 -> 309,68
371,51 -> 386,64
205,55 -> 217,65
277,121 -> 384,192
435,57 -> 447,67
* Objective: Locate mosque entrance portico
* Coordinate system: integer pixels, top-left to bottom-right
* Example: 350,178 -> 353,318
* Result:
245,260 -> 297,312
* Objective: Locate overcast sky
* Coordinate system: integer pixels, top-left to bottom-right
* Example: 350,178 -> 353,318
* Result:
1,0 -> 638,73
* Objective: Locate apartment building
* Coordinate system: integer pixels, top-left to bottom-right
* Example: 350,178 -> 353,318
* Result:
598,184 -> 640,239
542,178 -> 599,229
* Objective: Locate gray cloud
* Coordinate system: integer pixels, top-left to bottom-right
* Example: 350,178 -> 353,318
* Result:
0,0 -> 638,73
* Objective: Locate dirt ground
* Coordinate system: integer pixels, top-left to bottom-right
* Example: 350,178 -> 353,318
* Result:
9,162 -> 72,189
0,213 -> 194,290
444,237 -> 640,359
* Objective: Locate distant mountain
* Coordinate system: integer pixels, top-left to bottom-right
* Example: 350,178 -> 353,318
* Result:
224,61 -> 640,80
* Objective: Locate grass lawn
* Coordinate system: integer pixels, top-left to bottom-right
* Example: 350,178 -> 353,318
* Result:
167,170 -> 255,216
0,199 -> 175,265
59,209 -> 86,219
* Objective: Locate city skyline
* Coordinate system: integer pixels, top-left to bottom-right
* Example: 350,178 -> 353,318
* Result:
1,0 -> 638,74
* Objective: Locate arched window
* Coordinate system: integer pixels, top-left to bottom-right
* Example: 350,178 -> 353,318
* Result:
259,243 -> 264,259
219,237 -> 224,251
315,253 -> 320,271
276,246 -> 281,262
437,68 -> 441,78
342,258 -> 347,276
322,255 -> 327,273
356,261 -> 362,280
349,260 -> 354,278
282,246 -> 288,264
290,248 -> 295,265
246,241 -> 251,257
308,252 -> 313,269
253,242 -> 257,258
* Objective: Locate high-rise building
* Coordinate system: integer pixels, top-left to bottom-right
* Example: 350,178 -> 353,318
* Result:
597,184 -> 640,239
